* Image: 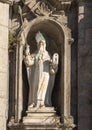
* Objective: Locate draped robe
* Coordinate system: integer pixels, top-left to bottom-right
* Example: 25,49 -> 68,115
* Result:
26,51 -> 56,107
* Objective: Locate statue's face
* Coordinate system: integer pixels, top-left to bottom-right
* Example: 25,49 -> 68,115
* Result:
37,40 -> 46,51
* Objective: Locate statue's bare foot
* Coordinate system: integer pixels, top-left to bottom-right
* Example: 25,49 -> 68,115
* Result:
36,100 -> 46,108
41,105 -> 45,108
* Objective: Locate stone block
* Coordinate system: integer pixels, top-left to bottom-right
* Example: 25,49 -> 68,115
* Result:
78,29 -> 85,39
78,38 -> 85,45
78,71 -> 92,85
78,54 -> 92,71
78,82 -> 92,93
0,25 -> 8,49
78,117 -> 92,130
0,72 -> 8,94
23,107 -> 61,125
78,104 -> 92,117
0,117 -> 6,130
84,17 -> 92,28
0,90 -> 7,99
85,3 -> 92,15
79,6 -> 84,14
0,98 -> 7,117
0,2 -> 9,27
85,28 -> 92,43
78,44 -> 92,58
0,48 -> 8,72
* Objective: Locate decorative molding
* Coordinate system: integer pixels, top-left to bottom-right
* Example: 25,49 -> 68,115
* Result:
48,0 -> 73,10
62,115 -> 76,130
0,0 -> 13,4
22,0 -> 73,17
22,0 -> 55,17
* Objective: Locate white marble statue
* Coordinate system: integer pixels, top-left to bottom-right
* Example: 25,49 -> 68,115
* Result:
24,32 -> 59,108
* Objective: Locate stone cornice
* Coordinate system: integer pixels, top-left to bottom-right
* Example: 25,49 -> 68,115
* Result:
0,0 -> 13,4
48,0 -> 73,10
78,0 -> 92,2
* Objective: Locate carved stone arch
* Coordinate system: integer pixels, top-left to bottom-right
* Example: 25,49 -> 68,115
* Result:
21,17 -> 73,120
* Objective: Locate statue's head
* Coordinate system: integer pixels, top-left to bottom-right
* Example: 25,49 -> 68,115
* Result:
37,40 -> 46,52
35,32 -> 46,51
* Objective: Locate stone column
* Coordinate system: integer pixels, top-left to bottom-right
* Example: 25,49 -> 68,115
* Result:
15,43 -> 23,123
61,27 -> 75,130
0,0 -> 12,130
78,1 -> 92,130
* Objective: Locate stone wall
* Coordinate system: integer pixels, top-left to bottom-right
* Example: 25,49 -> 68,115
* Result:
0,2 -> 9,130
78,1 -> 92,130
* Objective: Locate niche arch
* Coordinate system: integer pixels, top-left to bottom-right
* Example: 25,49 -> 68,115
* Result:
22,18 -> 64,114
21,17 -> 72,118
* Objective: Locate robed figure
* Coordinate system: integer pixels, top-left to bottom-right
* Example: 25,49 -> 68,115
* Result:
24,32 -> 59,108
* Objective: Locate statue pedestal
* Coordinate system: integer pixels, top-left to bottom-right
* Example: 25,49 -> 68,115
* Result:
22,107 -> 62,129
8,107 -> 75,130
23,107 -> 60,124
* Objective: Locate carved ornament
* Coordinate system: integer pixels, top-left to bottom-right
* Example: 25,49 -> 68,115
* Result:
22,0 -> 73,17
22,0 -> 55,16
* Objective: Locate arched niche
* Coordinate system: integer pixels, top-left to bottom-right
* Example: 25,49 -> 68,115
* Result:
22,19 -> 64,115
16,17 -> 73,123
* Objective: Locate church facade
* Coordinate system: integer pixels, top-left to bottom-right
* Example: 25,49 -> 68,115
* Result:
0,0 -> 92,130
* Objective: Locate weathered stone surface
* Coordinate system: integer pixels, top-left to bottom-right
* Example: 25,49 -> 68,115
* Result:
0,0 -> 12,4
78,117 -> 92,130
85,29 -> 92,42
23,107 -> 60,125
0,72 -> 8,92
0,117 -> 7,130
0,48 -> 8,72
0,27 -> 8,49
0,1 -> 9,130
0,98 -> 7,117
78,1 -> 92,130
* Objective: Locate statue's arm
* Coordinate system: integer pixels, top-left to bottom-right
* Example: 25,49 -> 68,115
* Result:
24,44 -> 35,67
24,54 -> 35,67
50,53 -> 59,75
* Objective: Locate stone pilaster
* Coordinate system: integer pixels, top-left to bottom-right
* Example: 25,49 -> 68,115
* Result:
0,1 -> 11,130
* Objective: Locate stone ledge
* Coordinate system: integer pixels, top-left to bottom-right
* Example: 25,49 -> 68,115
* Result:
0,0 -> 12,4
23,107 -> 61,126
78,0 -> 92,2
9,123 -> 62,130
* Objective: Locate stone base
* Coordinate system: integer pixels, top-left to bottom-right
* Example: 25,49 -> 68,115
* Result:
23,107 -> 61,126
8,107 -> 76,130
9,123 -> 62,130
9,107 -> 62,130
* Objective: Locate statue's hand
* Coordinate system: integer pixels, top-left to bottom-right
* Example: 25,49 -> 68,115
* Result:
52,53 -> 59,66
24,55 -> 34,67
50,53 -> 59,74
25,44 -> 30,56
24,45 -> 35,67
